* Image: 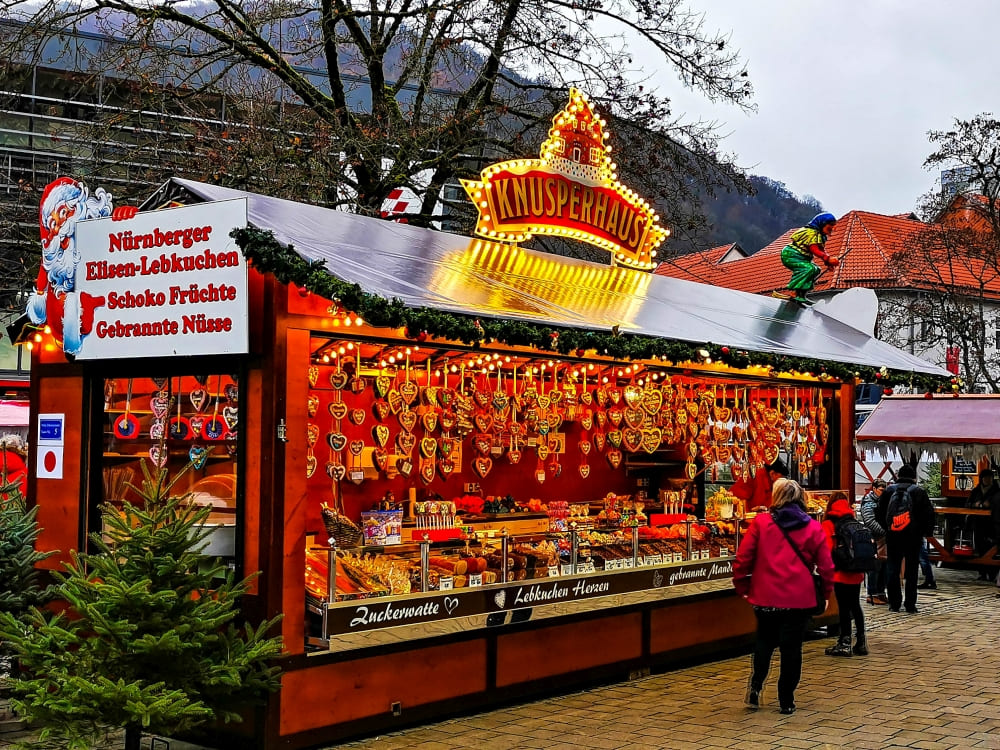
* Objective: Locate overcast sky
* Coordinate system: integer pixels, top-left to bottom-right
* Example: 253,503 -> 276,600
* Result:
654,1 -> 996,218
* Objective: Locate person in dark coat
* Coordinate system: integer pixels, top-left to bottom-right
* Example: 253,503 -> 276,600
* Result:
876,464 -> 935,613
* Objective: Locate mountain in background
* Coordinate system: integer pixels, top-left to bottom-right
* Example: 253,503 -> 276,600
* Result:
670,176 -> 825,256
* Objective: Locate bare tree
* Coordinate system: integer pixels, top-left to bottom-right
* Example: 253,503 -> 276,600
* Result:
880,114 -> 1000,392
0,0 -> 754,252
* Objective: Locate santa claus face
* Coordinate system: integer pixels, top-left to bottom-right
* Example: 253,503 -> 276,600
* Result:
46,201 -> 77,246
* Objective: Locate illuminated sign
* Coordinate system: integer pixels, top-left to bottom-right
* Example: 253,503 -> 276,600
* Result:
461,88 -> 669,270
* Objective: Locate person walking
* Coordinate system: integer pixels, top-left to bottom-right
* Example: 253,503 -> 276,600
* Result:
859,479 -> 888,604
822,495 -> 869,656
733,478 -> 835,714
876,464 -> 935,613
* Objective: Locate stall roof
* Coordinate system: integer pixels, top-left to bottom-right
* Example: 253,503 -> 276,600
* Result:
857,395 -> 1000,460
161,178 -> 947,377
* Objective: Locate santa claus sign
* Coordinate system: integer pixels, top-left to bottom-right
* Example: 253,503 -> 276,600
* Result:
28,177 -> 249,360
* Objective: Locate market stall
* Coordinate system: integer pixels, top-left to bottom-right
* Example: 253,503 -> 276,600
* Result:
856,394 -> 1000,566
24,94 -> 948,748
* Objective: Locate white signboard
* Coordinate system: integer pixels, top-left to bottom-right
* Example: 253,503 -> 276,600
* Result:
73,199 -> 249,359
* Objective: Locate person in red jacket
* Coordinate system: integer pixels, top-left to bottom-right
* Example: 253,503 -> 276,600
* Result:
733,478 -> 834,715
822,494 -> 868,657
730,458 -> 788,510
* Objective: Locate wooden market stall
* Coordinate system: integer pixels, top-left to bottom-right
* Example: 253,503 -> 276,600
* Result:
21,166 -> 949,748
856,394 -> 1000,567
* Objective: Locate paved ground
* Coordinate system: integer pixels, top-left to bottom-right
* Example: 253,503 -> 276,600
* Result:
1,568 -> 996,749
335,567 -> 1000,750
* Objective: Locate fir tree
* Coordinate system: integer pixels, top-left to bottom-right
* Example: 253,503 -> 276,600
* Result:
0,476 -> 55,626
0,460 -> 283,750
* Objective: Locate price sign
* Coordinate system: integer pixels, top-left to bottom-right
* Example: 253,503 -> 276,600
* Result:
622,558 -> 635,569
578,561 -> 596,574
548,565 -> 560,577
672,552 -> 684,563
439,576 -> 454,591
468,573 -> 483,587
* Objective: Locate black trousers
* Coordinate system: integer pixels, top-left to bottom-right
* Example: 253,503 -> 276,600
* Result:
834,581 -> 864,640
886,540 -> 920,611
751,608 -> 810,708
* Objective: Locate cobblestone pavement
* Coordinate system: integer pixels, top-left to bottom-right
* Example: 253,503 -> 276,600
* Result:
335,567 -> 1000,750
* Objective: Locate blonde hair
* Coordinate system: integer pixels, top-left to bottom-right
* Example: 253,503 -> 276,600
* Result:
771,477 -> 804,509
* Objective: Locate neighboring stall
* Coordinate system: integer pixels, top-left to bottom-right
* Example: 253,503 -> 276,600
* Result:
23,95 -> 948,748
856,394 -> 1000,566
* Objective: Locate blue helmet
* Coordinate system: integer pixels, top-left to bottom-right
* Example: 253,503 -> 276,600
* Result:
807,212 -> 837,230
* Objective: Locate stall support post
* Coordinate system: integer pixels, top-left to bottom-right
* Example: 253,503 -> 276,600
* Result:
500,530 -> 509,584
686,518 -> 693,560
631,525 -> 639,566
420,537 -> 430,593
570,525 -> 579,574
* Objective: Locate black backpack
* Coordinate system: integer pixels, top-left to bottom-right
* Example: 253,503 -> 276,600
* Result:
832,517 -> 878,572
886,484 -> 916,533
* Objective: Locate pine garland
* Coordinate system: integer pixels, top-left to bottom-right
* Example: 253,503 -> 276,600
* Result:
233,226 -> 952,392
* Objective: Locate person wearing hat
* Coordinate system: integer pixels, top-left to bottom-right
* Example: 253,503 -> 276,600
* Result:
731,458 -> 789,511
778,212 -> 840,304
875,464 -> 935,613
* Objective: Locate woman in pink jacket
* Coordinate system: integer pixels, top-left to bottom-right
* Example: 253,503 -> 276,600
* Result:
733,478 -> 835,714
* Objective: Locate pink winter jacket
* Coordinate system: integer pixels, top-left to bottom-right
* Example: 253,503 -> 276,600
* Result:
733,505 -> 835,609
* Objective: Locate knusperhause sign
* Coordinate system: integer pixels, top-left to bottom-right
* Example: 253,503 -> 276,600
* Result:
73,199 -> 249,359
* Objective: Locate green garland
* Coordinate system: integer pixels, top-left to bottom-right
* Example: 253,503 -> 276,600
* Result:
232,226 -> 953,392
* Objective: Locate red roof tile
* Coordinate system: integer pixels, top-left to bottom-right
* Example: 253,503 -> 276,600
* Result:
655,208 -> 1000,301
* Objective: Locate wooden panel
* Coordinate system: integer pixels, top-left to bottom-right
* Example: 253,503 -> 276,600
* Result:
279,640 -> 487,735
495,612 -> 642,687
242,367 -> 263,594
281,327 -> 311,651
32,373 -> 85,569
649,596 -> 756,654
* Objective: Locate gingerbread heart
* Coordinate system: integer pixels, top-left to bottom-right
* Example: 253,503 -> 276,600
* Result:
537,443 -> 550,461
373,401 -> 390,422
189,445 -> 209,470
149,444 -> 168,468
507,448 -> 522,464
596,411 -> 608,429
327,432 -> 347,452
387,390 -> 404,414
641,388 -> 663,416
307,394 -> 320,418
474,434 -> 492,456
306,455 -> 318,478
606,449 -> 622,469
473,456 -> 493,478
307,423 -> 320,446
623,385 -> 642,408
607,429 -> 623,448
399,380 -> 419,405
547,461 -> 561,478
579,439 -> 592,455
580,411 -> 594,430
330,462 -> 347,481
492,392 -> 509,410
594,432 -> 607,452
536,394 -> 551,409
348,440 -> 364,456
372,425 -> 390,447
349,408 -> 366,426
374,375 -> 392,398
537,420 -> 550,436
624,407 -> 644,429
422,410 -> 439,433
608,408 -> 623,427
399,409 -> 417,433
396,431 -> 416,455
641,428 -> 662,454
190,389 -> 209,413
423,386 -> 440,407
329,401 -> 348,420
608,388 -> 622,405
623,428 -> 643,452
223,406 -> 239,431
373,447 -> 388,472
580,390 -> 593,406
438,456 -> 456,478
579,463 -> 591,478
189,415 -> 204,438
308,367 -> 319,387
419,457 -> 436,485
474,413 -> 493,433
420,437 -> 437,458
150,392 -> 172,419
438,437 -> 455,457
473,389 -> 490,408
350,376 -> 366,394
440,411 -> 457,431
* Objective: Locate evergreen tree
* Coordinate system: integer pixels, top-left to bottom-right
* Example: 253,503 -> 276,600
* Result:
0,460 -> 283,750
0,476 -> 54,627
